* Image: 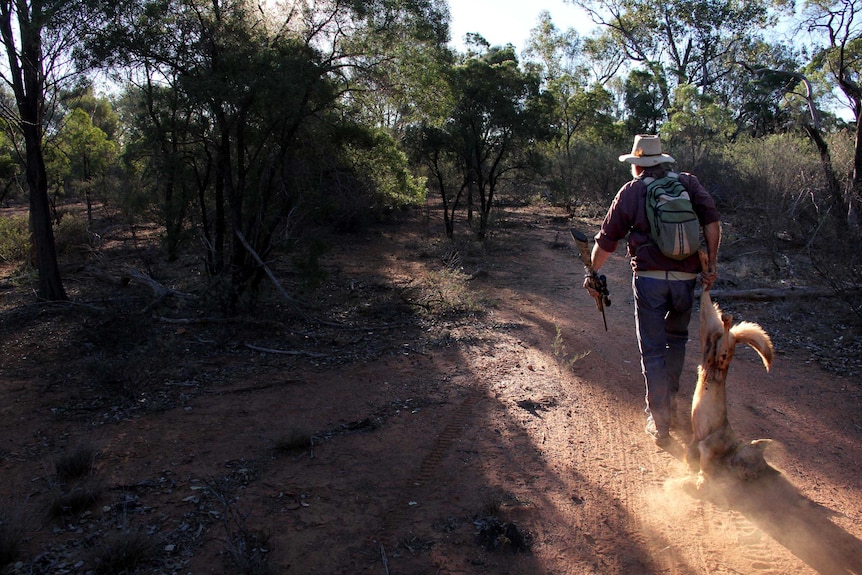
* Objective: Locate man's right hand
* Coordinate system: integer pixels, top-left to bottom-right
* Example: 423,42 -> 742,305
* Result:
701,265 -> 718,290
583,274 -> 600,299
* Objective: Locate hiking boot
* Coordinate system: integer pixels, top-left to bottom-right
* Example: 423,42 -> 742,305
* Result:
645,418 -> 671,446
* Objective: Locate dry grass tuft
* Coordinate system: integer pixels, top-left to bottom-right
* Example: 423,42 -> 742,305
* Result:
54,444 -> 98,482
92,529 -> 155,575
0,507 -> 23,568
273,429 -> 312,456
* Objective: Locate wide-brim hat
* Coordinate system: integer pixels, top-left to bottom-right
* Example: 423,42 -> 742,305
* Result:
618,134 -> 675,166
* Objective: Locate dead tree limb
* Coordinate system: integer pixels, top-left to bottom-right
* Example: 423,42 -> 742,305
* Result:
234,229 -> 309,319
124,267 -> 195,312
244,343 -> 327,358
701,286 -> 861,301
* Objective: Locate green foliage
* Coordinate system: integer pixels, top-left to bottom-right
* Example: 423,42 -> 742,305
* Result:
0,215 -> 30,263
410,43 -> 552,237
0,126 -> 18,203
60,83 -> 121,141
724,41 -> 802,136
420,266 -> 484,315
552,323 -> 590,372
573,0 -> 777,121
802,0 -> 862,114
342,0 -> 453,128
624,69 -> 665,133
544,135 -> 628,211
661,84 -> 735,169
522,10 -> 586,85
57,108 -> 117,182
343,128 -> 427,211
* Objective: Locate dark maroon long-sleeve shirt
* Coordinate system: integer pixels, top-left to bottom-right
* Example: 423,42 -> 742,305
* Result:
595,171 -> 720,273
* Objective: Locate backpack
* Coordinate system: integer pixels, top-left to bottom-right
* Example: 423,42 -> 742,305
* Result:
643,172 -> 700,260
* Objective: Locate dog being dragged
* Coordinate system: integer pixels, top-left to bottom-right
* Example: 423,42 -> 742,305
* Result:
686,276 -> 775,486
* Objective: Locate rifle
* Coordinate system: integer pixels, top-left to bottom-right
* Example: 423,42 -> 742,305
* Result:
571,228 -> 611,331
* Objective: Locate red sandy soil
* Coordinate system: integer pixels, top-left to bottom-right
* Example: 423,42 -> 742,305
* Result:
1,202 -> 860,574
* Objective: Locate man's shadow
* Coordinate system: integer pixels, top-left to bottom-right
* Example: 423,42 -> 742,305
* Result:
671,448 -> 862,575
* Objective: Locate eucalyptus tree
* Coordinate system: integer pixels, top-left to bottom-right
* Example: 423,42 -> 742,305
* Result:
53,108 -> 117,221
521,13 -> 620,204
410,43 -> 552,238
661,83 -> 735,169
523,11 -> 590,158
339,0 -> 451,134
0,0 -> 94,300
622,69 -> 665,134
802,0 -> 862,228
567,0 -> 779,110
723,40 -> 802,137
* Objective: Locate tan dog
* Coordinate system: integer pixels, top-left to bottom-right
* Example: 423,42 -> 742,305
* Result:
686,253 -> 775,485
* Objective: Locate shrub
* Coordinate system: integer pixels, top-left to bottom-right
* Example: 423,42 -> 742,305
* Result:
718,134 -> 826,268
54,212 -> 92,256
0,215 -> 30,263
545,138 -> 627,213
344,128 -> 427,212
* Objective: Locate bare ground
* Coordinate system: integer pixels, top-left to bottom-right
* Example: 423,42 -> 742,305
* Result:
0,202 -> 861,574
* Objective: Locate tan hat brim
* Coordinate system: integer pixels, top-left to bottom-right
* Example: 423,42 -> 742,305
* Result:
618,153 -> 675,166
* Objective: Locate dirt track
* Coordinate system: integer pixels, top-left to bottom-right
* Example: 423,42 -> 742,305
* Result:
1,203 -> 861,574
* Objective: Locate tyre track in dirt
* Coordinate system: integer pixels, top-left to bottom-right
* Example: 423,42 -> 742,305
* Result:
375,384 -> 485,547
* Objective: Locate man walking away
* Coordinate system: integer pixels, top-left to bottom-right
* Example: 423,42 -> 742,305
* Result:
583,134 -> 720,446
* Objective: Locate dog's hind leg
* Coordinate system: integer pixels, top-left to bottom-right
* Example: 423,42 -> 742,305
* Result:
697,425 -> 738,480
685,439 -> 700,472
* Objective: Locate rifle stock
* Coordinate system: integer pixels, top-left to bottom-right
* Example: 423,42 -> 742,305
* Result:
571,228 -> 611,330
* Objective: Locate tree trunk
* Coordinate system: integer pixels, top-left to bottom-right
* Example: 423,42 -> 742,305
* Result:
849,111 -> 862,230
3,0 -> 67,301
24,121 -> 67,301
803,125 -> 845,221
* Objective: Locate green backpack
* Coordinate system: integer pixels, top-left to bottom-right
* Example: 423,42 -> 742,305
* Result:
643,172 -> 700,260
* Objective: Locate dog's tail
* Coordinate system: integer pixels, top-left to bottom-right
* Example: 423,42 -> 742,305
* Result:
730,321 -> 774,371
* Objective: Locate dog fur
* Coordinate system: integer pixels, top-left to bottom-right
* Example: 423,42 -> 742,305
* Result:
686,260 -> 775,485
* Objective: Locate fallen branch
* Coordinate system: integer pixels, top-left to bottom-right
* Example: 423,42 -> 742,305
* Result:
381,544 -> 390,575
244,343 -> 328,358
204,379 -> 304,395
124,267 -> 195,312
156,316 -> 232,325
702,286 -> 861,301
